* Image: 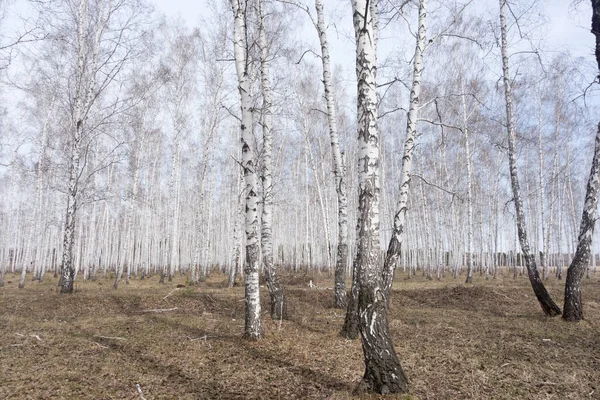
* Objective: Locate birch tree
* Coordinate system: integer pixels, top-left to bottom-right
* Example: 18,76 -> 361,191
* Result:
380,0 -> 427,295
59,0 -> 109,294
562,0 -> 600,322
351,0 -> 408,393
258,0 -> 287,320
309,0 -> 350,308
27,0 -> 152,293
498,0 -> 561,316
231,0 -> 262,339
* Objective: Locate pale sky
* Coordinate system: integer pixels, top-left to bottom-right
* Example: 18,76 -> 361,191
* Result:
151,0 -> 594,62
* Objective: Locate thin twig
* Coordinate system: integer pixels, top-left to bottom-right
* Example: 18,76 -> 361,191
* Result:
205,295 -> 216,303
29,334 -> 42,342
94,335 -> 127,341
410,173 -> 462,201
493,290 -> 515,302
140,307 -> 178,313
163,288 -> 179,300
136,383 -> 147,400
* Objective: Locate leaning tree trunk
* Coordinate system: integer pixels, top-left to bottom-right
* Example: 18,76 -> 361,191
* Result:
563,1 -> 600,321
498,0 -> 561,316
563,125 -> 600,321
351,0 -> 409,394
381,0 -> 427,296
231,0 -> 262,339
258,0 -> 287,320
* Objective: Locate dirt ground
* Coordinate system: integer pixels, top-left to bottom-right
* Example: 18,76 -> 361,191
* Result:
1,270 -> 599,399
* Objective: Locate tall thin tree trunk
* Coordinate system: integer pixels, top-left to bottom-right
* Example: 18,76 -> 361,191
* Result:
498,0 -> 561,316
381,0 -> 427,295
231,0 -> 262,339
258,0 -> 287,320
461,90 -> 474,284
312,0 -> 349,308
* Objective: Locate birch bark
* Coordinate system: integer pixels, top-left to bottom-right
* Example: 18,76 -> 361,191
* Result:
498,0 -> 561,316
351,0 -> 408,393
258,0 -> 287,320
562,0 -> 600,321
381,0 -> 427,295
231,0 -> 262,339
311,0 -> 350,308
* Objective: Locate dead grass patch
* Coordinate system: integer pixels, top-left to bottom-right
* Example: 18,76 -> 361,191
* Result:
0,271 -> 599,399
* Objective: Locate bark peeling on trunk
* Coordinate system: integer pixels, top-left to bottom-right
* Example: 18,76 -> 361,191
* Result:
358,284 -> 408,394
499,0 -> 560,316
350,0 -> 409,394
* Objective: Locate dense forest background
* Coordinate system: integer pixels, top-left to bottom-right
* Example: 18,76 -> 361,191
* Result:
0,0 -> 598,283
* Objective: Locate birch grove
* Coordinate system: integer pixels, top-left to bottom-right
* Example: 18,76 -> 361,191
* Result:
0,0 -> 597,362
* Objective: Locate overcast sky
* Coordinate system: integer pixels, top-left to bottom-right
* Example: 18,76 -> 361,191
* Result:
151,0 -> 594,62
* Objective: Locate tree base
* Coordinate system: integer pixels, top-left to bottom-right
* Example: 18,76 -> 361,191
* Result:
358,284 -> 409,394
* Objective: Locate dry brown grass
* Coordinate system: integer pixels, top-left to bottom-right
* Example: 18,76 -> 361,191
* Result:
1,270 -> 599,399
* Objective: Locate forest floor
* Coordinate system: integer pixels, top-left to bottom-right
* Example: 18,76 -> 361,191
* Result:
1,270 -> 599,400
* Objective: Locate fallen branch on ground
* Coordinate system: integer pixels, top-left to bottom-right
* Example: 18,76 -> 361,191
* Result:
493,290 -> 515,301
141,307 -> 178,313
136,383 -> 147,400
94,335 -> 127,341
163,288 -> 179,300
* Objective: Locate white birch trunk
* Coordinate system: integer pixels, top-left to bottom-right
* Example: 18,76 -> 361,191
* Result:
258,0 -> 287,320
499,0 -> 561,316
231,0 -> 262,339
350,0 -> 408,393
381,0 -> 427,294
310,0 -> 350,307
462,90 -> 474,283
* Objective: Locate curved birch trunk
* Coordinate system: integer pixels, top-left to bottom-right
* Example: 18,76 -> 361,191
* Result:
381,0 -> 427,296
563,1 -> 600,321
563,125 -> 600,321
258,0 -> 287,320
351,0 -> 408,393
498,0 -> 561,316
231,0 -> 262,339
